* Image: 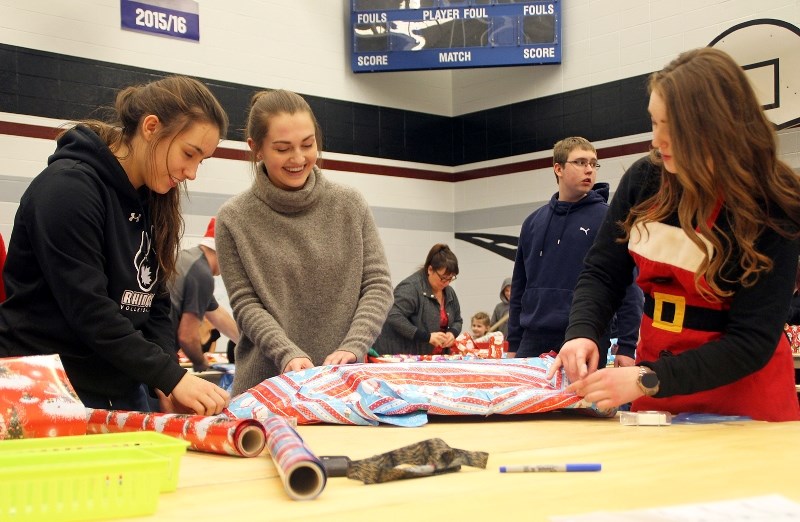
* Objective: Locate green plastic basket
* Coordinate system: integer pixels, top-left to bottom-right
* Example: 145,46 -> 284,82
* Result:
0,432 -> 189,493
0,446 -> 167,521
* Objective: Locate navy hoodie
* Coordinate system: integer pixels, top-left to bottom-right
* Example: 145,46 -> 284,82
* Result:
0,125 -> 186,399
508,183 -> 642,356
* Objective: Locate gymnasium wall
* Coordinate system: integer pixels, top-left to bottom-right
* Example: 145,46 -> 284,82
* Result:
1,0 -> 799,330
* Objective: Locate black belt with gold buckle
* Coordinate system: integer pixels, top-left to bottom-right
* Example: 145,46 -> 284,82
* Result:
643,292 -> 728,332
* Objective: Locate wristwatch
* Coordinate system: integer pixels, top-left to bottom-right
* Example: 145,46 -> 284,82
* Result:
636,366 -> 660,397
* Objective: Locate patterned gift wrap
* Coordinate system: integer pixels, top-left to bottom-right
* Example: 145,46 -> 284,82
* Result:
368,353 -> 483,363
0,354 -> 87,439
263,416 -> 325,500
450,331 -> 506,358
86,409 -> 267,457
784,324 -> 800,355
370,333 -> 507,362
226,356 -> 613,427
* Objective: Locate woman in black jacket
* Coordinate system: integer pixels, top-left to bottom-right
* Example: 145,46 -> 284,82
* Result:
374,244 -> 463,355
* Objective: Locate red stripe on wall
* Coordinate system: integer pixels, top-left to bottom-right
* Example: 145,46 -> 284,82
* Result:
211,147 -> 248,161
318,158 -> 454,182
0,120 -> 651,182
0,121 -> 60,140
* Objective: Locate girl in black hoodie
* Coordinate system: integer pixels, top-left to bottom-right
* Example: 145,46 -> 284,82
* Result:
0,76 -> 231,415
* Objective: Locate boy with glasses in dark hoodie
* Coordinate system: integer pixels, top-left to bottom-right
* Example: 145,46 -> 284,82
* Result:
508,137 -> 643,368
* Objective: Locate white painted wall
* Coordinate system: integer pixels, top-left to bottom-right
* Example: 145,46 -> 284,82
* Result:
451,0 -> 800,115
4,0 -> 797,117
0,0 -> 455,115
1,0 -> 799,342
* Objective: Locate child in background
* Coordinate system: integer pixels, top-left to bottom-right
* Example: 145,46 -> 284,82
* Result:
470,312 -> 491,338
490,277 -> 511,338
449,311 -> 504,358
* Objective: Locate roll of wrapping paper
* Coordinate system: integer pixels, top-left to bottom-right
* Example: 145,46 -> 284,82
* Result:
86,408 -> 266,457
264,416 -> 326,500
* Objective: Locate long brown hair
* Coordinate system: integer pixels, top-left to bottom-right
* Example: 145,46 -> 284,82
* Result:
622,47 -> 800,300
64,76 -> 228,281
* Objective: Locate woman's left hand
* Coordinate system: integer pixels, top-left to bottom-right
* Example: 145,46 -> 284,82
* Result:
284,357 -> 314,373
566,366 -> 644,410
324,350 -> 358,366
162,374 -> 230,415
156,389 -> 191,414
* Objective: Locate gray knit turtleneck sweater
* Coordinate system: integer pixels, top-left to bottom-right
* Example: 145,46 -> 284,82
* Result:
216,165 -> 393,394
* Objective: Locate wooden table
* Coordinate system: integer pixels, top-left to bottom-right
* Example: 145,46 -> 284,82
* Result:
120,412 -> 800,521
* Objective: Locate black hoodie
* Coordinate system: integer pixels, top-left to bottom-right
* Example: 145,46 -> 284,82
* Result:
0,125 -> 186,399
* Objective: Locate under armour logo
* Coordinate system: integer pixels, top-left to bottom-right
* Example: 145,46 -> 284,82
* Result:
129,213 -> 141,222
580,227 -> 590,235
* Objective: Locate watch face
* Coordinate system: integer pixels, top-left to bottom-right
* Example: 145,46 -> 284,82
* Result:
641,372 -> 659,389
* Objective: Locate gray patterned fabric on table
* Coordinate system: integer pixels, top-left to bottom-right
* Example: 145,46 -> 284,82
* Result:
347,438 -> 489,484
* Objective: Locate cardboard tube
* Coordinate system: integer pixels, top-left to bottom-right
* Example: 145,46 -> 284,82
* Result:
264,416 -> 326,500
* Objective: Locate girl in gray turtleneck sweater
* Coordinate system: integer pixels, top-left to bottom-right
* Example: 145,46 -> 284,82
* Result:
216,90 -> 393,395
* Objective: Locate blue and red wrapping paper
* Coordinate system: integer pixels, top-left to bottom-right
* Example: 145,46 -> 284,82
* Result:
226,356 -> 615,427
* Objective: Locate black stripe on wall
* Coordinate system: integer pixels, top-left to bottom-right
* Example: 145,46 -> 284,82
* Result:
0,43 -> 652,167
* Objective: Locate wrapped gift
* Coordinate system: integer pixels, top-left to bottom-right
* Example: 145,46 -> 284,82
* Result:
226,356 -> 614,427
453,331 -> 505,358
784,324 -> 800,355
0,354 -> 87,439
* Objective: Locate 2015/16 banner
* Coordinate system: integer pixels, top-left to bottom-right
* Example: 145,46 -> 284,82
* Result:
120,0 -> 200,42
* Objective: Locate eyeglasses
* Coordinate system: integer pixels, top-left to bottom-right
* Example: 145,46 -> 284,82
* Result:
564,159 -> 601,170
434,271 -> 457,283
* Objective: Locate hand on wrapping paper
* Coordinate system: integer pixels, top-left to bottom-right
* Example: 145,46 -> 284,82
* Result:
323,350 -> 357,366
161,373 -> 230,415
546,337 -> 600,383
566,366 -> 644,410
283,357 -> 314,373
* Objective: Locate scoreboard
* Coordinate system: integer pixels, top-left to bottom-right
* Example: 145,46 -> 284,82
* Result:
351,0 -> 561,72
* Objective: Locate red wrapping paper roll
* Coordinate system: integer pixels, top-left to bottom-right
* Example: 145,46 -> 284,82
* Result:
86,408 -> 266,457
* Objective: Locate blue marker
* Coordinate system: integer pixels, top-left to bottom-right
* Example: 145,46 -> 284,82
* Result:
499,464 -> 601,473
